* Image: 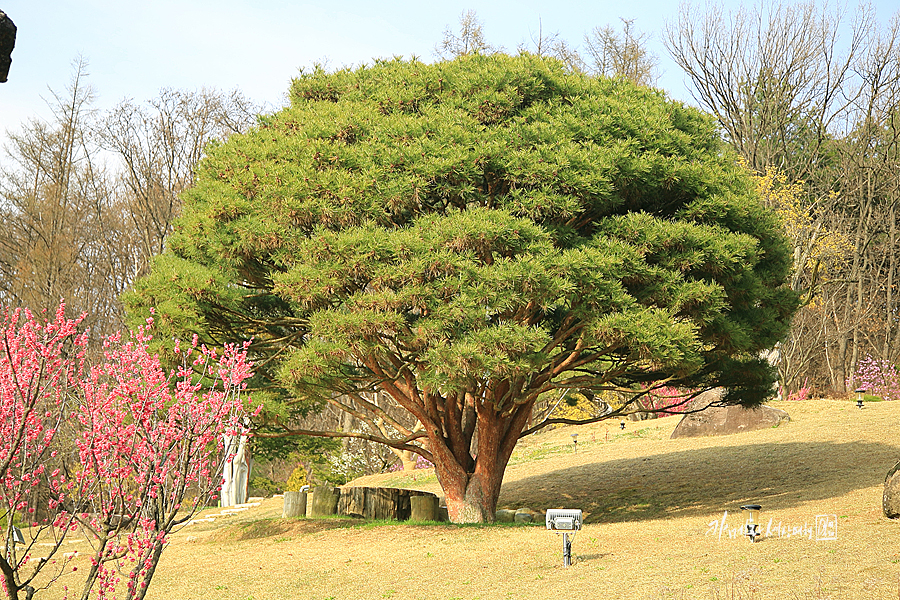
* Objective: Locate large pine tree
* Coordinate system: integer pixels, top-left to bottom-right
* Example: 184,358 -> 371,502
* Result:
125,54 -> 797,522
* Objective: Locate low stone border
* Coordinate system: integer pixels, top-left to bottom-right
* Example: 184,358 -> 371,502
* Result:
495,507 -> 546,523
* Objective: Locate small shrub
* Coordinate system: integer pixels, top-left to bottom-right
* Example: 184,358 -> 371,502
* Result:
784,379 -> 812,401
284,465 -> 309,491
249,476 -> 283,497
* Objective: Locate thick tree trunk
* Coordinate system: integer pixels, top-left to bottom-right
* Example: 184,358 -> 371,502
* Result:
443,470 -> 503,523
396,449 -> 418,472
431,397 -> 534,523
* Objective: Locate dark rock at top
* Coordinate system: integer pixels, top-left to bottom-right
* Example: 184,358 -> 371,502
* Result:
1,10 -> 17,83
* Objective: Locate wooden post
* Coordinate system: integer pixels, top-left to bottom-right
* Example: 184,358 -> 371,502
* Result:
308,486 -> 339,517
409,495 -> 438,521
338,487 -> 367,518
282,491 -> 307,518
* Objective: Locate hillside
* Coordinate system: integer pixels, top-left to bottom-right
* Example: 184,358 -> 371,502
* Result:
40,398 -> 900,599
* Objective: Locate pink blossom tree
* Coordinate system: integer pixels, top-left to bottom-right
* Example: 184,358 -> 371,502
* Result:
645,386 -> 695,414
0,305 -> 87,600
0,305 -> 257,600
850,355 -> 900,402
73,319 -> 257,600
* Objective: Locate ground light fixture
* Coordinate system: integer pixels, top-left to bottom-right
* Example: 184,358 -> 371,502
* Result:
620,420 -> 626,430
546,509 -> 583,566
740,504 -> 762,542
855,388 -> 866,409
571,433 -> 578,452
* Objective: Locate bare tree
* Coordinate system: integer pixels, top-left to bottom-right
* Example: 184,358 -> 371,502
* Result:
665,0 -> 871,176
584,18 -> 659,86
517,19 -> 584,72
0,61 -> 262,342
435,10 -> 501,59
666,1 -> 900,395
98,88 -> 258,269
826,16 -> 900,388
0,57 -> 132,339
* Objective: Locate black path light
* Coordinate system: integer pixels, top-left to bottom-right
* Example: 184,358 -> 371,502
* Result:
740,504 -> 762,542
620,419 -> 626,430
855,388 -> 866,409
571,432 -> 578,452
546,509 -> 583,566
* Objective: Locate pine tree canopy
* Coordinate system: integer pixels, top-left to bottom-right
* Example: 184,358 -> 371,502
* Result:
125,53 -> 797,439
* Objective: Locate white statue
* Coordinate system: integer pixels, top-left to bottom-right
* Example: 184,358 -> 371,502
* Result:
220,428 -> 251,507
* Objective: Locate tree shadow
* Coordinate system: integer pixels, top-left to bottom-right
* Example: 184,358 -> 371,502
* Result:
497,440 -> 898,524
210,516 -> 368,541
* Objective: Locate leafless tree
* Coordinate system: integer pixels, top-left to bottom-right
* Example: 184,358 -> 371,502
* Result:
98,88 -> 258,270
584,18 -> 659,86
665,0 -> 871,176
666,1 -> 900,394
434,10 -> 501,59
517,19 -> 584,72
0,57 -> 133,339
0,61 -> 262,342
825,16 -> 900,388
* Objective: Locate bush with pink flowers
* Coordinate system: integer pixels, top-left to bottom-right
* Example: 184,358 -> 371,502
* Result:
849,355 -> 900,402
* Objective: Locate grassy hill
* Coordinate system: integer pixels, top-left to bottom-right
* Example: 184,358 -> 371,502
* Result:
42,399 -> 900,599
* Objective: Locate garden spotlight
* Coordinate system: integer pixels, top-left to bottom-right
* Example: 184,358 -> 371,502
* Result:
546,509 -> 583,566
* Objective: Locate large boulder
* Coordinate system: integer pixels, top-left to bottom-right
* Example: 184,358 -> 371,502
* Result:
883,461 -> 900,519
670,390 -> 790,439
0,10 -> 16,83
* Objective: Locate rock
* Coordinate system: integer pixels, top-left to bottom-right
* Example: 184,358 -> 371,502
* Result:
495,509 -> 516,523
670,390 -> 790,439
883,461 -> 900,519
514,508 -> 535,523
1,10 -> 17,83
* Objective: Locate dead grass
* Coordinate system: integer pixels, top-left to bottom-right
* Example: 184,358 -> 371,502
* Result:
35,399 -> 900,599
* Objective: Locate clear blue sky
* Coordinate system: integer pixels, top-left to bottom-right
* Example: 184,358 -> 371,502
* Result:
2,0 -> 899,147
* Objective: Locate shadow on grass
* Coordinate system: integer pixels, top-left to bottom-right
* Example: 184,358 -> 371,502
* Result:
497,440 -> 898,524
215,516 -> 471,540
210,516 -> 368,541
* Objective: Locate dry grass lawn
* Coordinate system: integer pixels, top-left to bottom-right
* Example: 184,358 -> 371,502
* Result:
37,399 -> 900,599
